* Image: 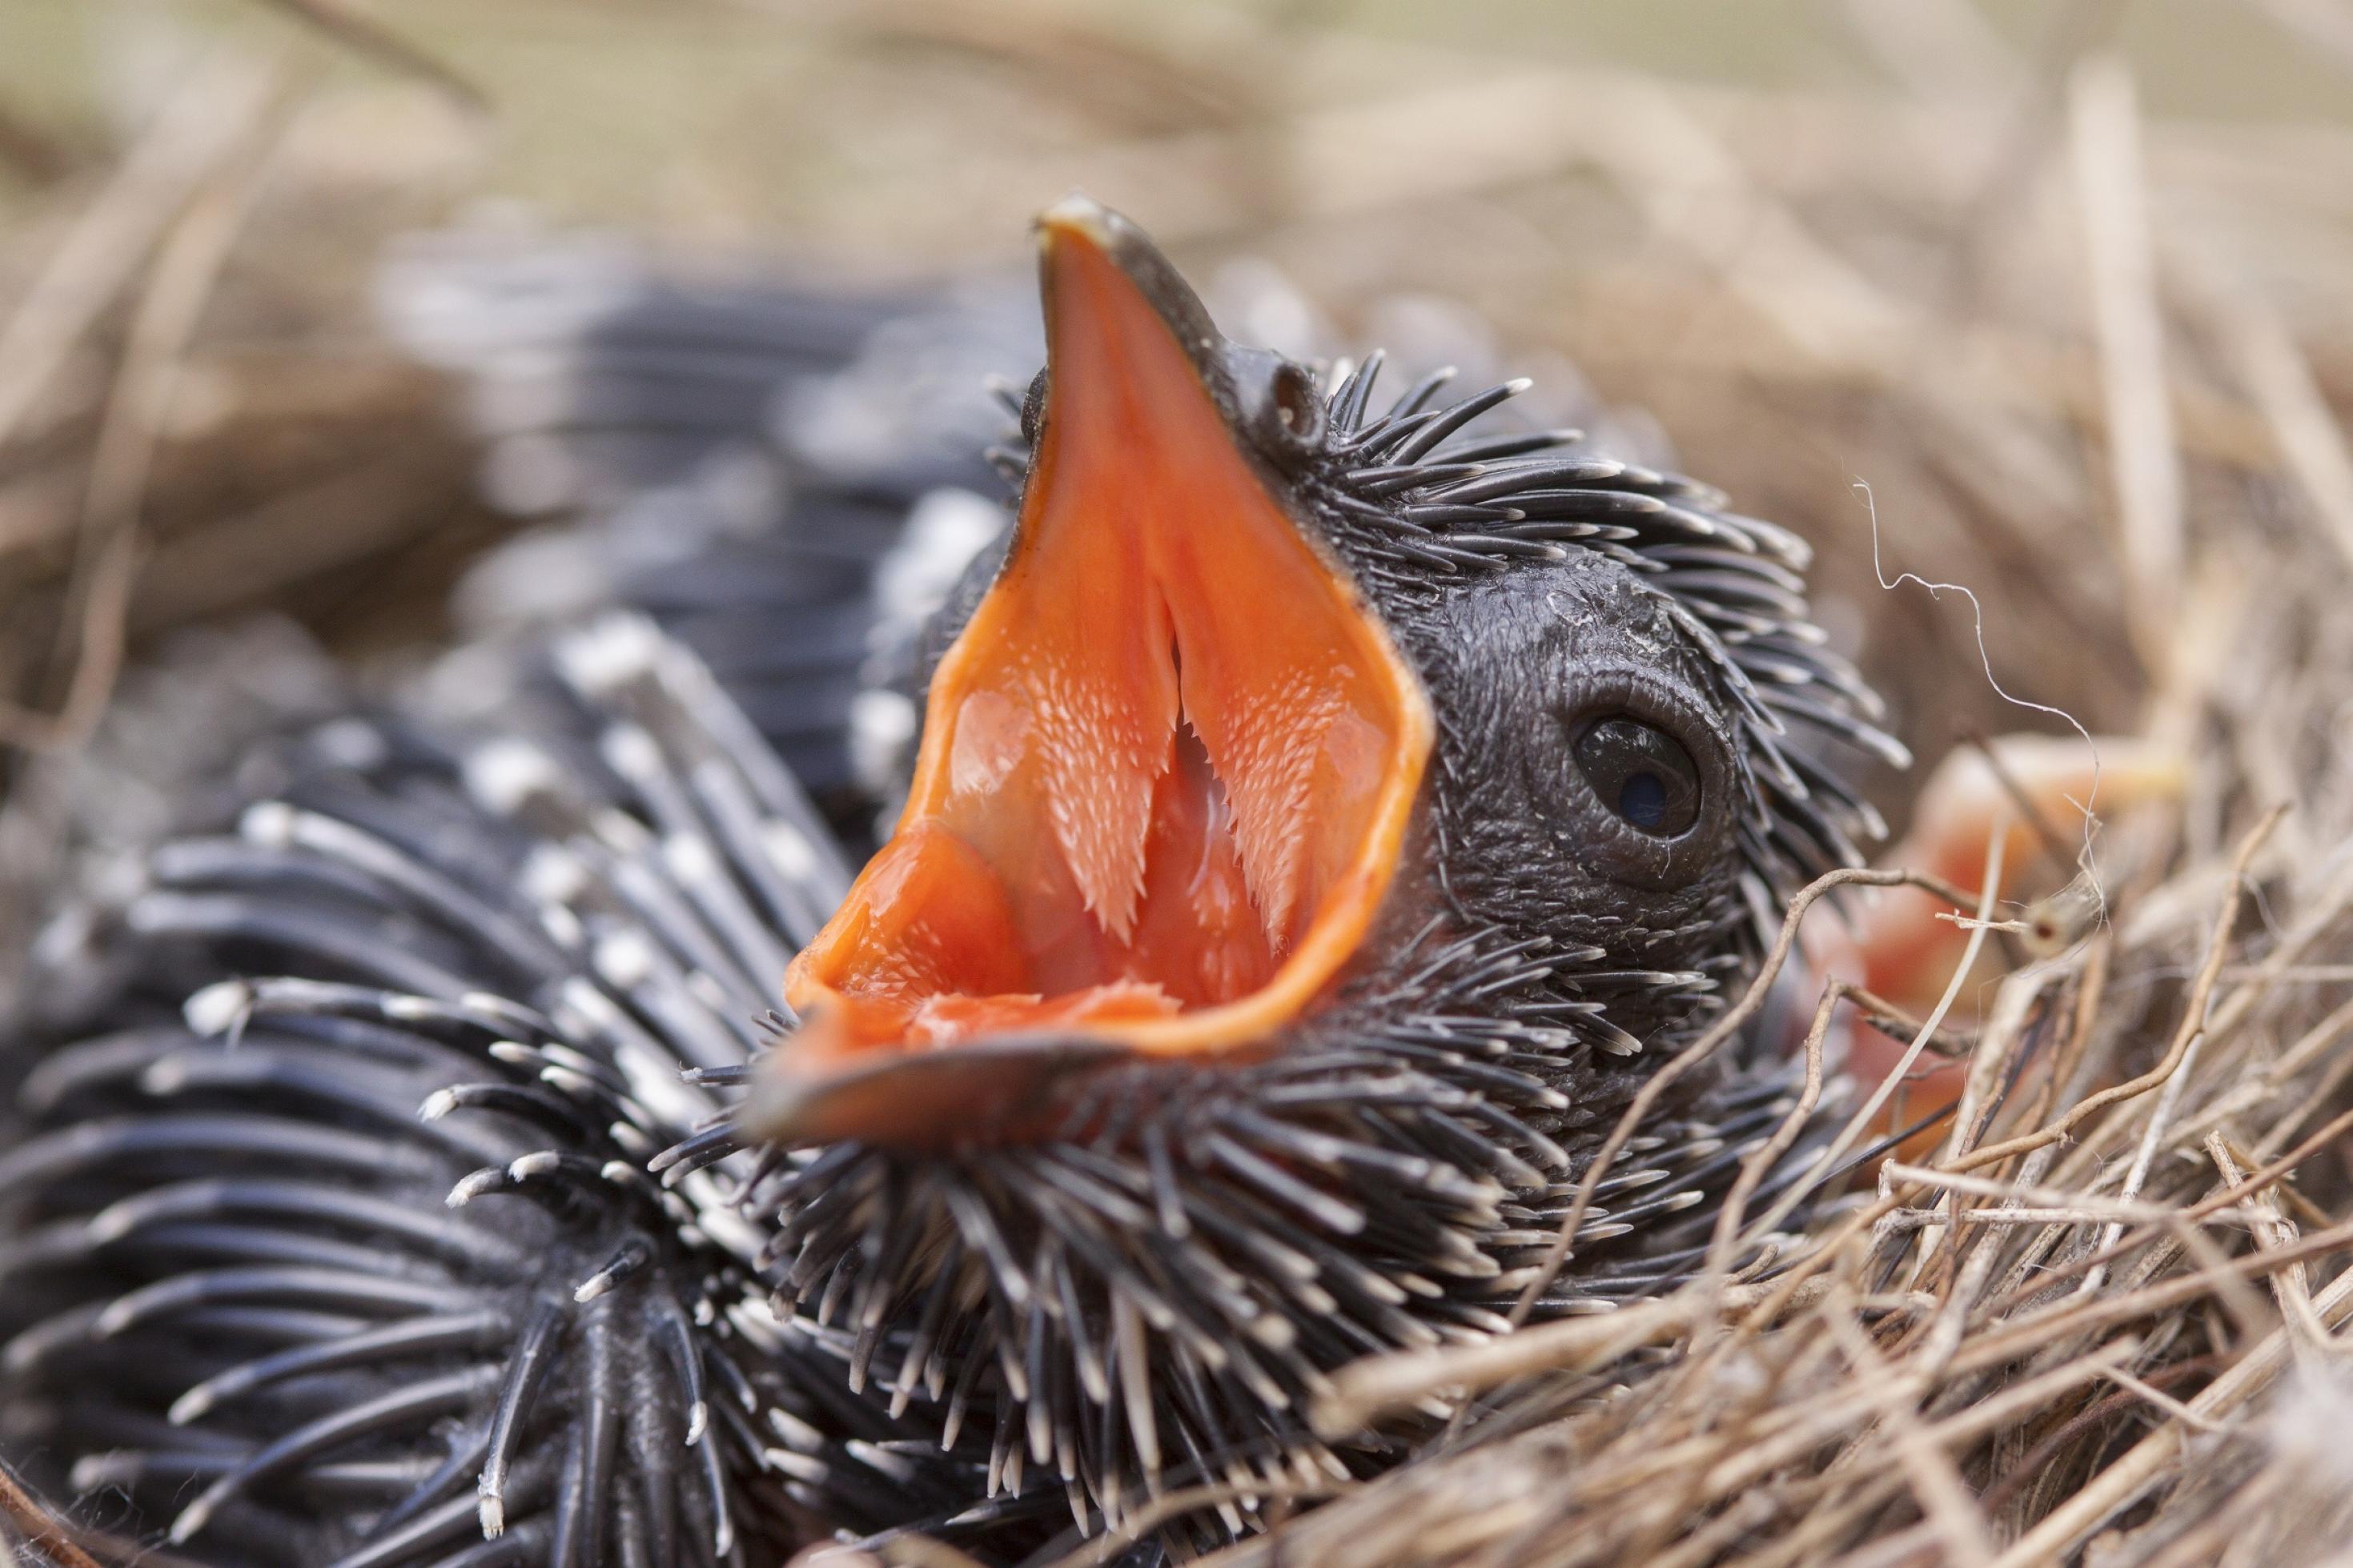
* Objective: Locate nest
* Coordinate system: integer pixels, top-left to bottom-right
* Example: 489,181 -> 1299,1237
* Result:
6,3 -> 2353,1564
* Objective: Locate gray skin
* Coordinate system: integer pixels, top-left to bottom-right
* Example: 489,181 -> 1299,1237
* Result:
1397,557 -> 1749,1012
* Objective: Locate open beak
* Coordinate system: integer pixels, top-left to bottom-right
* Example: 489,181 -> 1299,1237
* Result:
750,198 -> 1432,1149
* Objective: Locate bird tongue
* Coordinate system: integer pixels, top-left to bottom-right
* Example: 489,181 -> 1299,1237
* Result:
764,203 -> 1431,1147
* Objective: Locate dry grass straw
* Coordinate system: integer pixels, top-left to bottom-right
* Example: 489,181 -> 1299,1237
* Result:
1246,793 -> 2353,1568
6,2 -> 2353,1564
0,28 -> 500,769
1164,6 -> 2353,1548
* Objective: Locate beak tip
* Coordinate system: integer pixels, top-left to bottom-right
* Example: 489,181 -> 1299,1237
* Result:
1036,192 -> 1122,255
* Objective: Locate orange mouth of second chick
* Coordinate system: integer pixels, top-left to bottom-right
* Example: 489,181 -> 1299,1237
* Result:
777,207 -> 1429,1133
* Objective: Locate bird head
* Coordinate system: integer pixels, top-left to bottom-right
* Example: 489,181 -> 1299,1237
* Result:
752,196 -> 1896,1152
703,197 -> 1899,1536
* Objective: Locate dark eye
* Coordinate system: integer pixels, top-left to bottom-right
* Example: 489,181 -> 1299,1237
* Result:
1575,716 -> 1701,837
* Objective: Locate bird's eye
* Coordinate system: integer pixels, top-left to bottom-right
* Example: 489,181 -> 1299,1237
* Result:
1574,716 -> 1701,837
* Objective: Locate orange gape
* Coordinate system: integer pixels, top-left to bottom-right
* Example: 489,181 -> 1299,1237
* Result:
785,217 -> 1432,1069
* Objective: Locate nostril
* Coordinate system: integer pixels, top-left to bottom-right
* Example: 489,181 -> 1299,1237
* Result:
1276,377 -> 1307,428
1275,365 -> 1317,431
1258,361 -> 1325,457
